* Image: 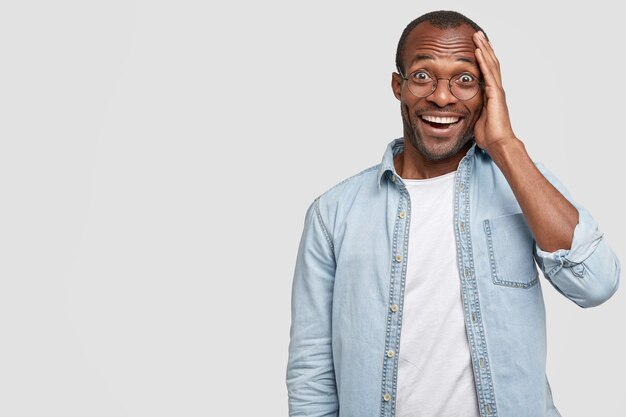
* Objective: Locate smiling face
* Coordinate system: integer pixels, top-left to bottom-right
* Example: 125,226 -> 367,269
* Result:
392,22 -> 483,161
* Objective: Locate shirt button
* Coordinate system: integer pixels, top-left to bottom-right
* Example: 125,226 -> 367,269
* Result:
460,182 -> 465,192
471,312 -> 477,323
387,350 -> 395,358
464,268 -> 470,278
383,393 -> 391,401
391,176 -> 396,183
395,254 -> 402,262
390,304 -> 399,312
486,403 -> 492,415
399,211 -> 406,219
479,358 -> 485,368
460,222 -> 465,232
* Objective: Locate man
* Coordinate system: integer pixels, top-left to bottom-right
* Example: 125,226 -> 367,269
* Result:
286,10 -> 620,417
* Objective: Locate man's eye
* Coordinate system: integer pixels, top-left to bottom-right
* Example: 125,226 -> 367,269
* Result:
457,74 -> 476,84
411,71 -> 432,83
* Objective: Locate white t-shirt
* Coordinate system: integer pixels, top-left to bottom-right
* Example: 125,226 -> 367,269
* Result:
396,171 -> 480,417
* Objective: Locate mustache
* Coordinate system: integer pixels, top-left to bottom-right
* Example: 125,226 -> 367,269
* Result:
414,106 -> 468,117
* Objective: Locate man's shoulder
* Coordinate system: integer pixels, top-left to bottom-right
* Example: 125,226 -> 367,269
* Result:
309,164 -> 381,213
322,164 -> 379,196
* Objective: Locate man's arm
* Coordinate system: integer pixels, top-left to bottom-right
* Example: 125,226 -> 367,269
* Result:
486,138 -> 578,252
286,198 -> 339,417
491,140 -> 619,307
472,30 -> 578,252
472,31 -> 620,307
531,161 -> 620,307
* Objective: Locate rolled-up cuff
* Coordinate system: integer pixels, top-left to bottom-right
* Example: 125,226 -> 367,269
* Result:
535,208 -> 603,278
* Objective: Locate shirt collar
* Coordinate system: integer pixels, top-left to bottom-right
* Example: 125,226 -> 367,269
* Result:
376,138 -> 404,188
376,138 -> 480,189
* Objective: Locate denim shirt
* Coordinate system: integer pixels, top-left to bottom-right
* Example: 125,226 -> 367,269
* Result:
287,138 -> 620,417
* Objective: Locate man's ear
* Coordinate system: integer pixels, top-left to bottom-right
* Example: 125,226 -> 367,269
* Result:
391,72 -> 403,101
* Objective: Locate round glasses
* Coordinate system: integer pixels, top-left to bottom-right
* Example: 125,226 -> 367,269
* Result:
399,69 -> 483,101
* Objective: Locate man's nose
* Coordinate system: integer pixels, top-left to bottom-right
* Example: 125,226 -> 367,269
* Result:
426,79 -> 458,107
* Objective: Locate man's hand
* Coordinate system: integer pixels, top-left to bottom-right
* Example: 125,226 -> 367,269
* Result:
472,31 -> 517,154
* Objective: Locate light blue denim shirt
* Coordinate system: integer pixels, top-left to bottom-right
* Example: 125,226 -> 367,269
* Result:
287,138 -> 620,417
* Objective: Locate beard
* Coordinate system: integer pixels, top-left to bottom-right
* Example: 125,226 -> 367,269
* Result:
401,104 -> 476,161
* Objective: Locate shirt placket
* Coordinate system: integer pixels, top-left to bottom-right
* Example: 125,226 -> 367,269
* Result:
454,155 -> 498,417
380,172 -> 411,417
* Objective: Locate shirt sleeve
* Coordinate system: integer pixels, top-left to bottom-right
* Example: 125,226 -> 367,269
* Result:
286,197 -> 339,417
533,162 -> 620,308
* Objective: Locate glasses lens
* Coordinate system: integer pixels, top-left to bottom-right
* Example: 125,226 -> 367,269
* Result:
450,74 -> 480,100
407,79 -> 435,98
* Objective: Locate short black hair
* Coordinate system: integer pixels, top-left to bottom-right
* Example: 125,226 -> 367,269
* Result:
395,10 -> 488,75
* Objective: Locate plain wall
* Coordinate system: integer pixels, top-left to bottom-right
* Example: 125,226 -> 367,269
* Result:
0,1 -> 623,416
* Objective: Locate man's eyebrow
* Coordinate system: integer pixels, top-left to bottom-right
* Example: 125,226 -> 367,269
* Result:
456,56 -> 476,65
412,54 -> 434,63
410,54 -> 477,66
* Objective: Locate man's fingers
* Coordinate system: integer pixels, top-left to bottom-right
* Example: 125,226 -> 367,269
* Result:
474,31 -> 502,88
475,48 -> 500,91
476,32 -> 499,70
477,37 -> 501,87
480,34 -> 499,69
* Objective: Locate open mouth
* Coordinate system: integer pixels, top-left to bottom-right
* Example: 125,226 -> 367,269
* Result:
420,114 -> 461,129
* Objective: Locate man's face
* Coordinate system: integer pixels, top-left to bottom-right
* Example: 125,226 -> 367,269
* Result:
392,23 -> 484,161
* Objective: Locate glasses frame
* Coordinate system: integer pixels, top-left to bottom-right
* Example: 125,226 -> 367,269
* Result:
398,68 -> 484,101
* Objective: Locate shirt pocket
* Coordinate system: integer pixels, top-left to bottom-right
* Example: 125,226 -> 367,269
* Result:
483,213 -> 539,289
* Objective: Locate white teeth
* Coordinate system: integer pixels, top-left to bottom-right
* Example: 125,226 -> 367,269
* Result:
421,115 -> 460,124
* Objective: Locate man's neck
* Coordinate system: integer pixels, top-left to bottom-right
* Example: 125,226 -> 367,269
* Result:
394,140 -> 472,180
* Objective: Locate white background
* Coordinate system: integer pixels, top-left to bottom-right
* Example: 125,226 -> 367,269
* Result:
1,0 -> 624,416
